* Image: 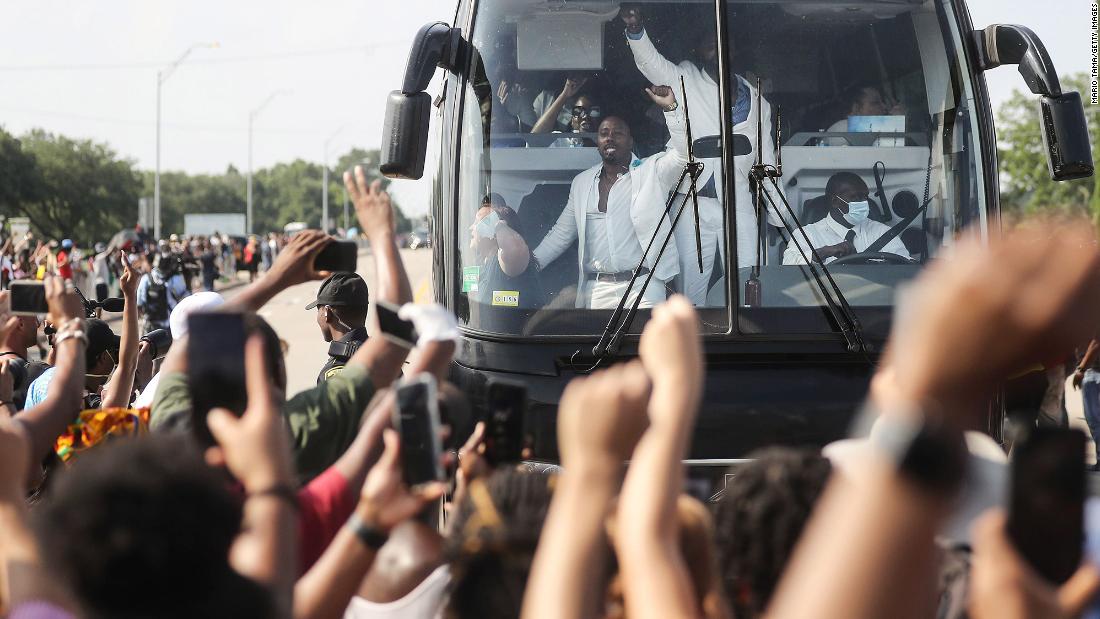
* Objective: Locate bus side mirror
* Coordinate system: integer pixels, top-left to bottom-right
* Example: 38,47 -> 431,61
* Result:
380,92 -> 432,180
382,22 -> 464,180
973,24 -> 1093,181
1040,92 -> 1094,181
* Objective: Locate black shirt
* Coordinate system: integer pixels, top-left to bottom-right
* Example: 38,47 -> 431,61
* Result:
474,256 -> 546,309
317,327 -> 369,384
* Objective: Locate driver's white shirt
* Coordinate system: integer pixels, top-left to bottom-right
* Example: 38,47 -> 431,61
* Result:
782,213 -> 910,265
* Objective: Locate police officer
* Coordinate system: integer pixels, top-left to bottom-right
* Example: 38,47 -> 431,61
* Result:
306,272 -> 370,383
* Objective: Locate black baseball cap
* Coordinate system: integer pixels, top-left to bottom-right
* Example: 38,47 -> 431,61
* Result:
86,319 -> 121,363
305,272 -> 370,310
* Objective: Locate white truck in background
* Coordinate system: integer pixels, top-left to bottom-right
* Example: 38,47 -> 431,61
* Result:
184,213 -> 246,238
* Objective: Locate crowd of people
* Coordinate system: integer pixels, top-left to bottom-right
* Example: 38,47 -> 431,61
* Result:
0,158 -> 1099,619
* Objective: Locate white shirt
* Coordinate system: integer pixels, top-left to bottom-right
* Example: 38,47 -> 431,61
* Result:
782,213 -> 911,265
343,565 -> 450,619
582,171 -> 643,273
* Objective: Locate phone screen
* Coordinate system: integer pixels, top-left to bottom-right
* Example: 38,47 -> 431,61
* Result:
10,281 -> 48,316
376,300 -> 419,348
393,376 -> 443,487
485,380 -> 527,466
1007,427 -> 1086,584
313,240 -> 358,272
188,312 -> 247,447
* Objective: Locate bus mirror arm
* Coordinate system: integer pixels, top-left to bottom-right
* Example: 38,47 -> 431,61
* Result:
973,24 -> 1094,182
382,22 -> 463,180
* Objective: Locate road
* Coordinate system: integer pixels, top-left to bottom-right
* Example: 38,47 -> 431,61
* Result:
220,247 -> 434,395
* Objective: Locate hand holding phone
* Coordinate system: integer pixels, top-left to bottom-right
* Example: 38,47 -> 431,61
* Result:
376,300 -> 420,349
9,281 -> 48,316
392,375 -> 445,487
188,312 -> 247,447
1006,426 -> 1086,584
313,239 -> 358,273
484,380 -> 527,466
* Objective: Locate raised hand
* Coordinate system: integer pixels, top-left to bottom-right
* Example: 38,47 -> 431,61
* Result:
557,360 -> 651,469
44,276 -> 83,326
645,85 -> 677,111
344,167 -> 396,240
264,230 -> 332,289
205,335 -> 294,493
358,428 -> 446,532
562,76 -> 587,98
619,5 -> 644,34
885,222 -> 1100,424
638,295 -> 702,415
119,250 -> 139,299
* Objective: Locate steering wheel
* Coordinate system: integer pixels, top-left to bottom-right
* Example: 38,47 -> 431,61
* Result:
829,251 -> 914,266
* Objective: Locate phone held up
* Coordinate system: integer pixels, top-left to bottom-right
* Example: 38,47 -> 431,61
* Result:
484,379 -> 527,466
376,300 -> 419,349
392,374 -> 445,488
187,312 -> 248,447
1007,426 -> 1086,585
313,239 -> 358,273
9,281 -> 49,316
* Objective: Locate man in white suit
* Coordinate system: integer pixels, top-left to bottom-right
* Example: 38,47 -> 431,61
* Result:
531,85 -> 687,309
620,5 -> 785,306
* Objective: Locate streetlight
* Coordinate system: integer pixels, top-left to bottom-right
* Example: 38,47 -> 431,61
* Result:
247,89 -> 291,235
322,125 -> 346,234
154,42 -> 218,241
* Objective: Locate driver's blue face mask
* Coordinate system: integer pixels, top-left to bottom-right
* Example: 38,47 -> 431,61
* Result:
840,198 -> 870,225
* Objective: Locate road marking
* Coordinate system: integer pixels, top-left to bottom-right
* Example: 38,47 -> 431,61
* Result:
413,278 -> 432,304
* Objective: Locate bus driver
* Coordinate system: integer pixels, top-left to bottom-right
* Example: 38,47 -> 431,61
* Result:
782,172 -> 911,265
531,86 -> 687,309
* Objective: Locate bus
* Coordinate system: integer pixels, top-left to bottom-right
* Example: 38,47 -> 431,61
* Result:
380,0 -> 1093,467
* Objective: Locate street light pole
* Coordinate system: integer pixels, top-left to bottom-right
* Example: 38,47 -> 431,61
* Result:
343,185 -> 349,232
246,90 -> 290,235
154,42 -> 217,241
322,125 -> 346,234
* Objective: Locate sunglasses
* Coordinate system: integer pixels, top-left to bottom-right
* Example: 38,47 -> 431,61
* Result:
571,105 -> 602,119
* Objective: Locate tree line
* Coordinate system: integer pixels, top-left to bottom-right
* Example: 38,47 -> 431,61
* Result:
0,127 -> 412,244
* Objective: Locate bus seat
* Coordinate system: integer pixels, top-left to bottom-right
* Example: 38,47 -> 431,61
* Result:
517,183 -> 578,302
801,194 -> 829,225
901,227 -> 927,260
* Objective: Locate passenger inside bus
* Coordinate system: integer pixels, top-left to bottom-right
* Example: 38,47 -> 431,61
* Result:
530,86 -> 687,309
548,95 -> 601,149
531,74 -> 594,135
781,172 -> 911,265
470,194 -> 546,309
823,84 -> 909,147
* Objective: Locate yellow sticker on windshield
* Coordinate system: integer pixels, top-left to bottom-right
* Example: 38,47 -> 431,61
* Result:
492,290 -> 519,307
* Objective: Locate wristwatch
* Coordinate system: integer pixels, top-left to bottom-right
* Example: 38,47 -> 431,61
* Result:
856,400 -> 967,494
664,101 -> 679,113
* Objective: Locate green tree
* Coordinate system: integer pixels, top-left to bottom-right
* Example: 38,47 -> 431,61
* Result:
10,129 -> 141,244
997,72 -> 1099,219
0,127 -> 44,224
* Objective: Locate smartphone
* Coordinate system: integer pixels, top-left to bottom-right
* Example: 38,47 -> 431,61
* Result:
376,300 -> 419,348
10,281 -> 48,316
392,375 -> 444,487
1006,426 -> 1086,584
187,312 -> 247,447
484,380 -> 527,466
313,240 -> 358,272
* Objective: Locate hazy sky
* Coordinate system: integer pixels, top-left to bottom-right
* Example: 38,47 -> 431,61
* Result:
0,0 -> 1093,217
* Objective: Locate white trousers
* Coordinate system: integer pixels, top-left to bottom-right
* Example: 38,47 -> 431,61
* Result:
587,277 -> 666,309
672,194 -> 759,306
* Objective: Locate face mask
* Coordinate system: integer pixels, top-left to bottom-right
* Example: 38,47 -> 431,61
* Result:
842,200 -> 870,225
476,211 -> 501,240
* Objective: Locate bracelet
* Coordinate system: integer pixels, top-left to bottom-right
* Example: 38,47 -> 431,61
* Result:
347,512 -> 389,549
246,484 -> 299,511
53,330 -> 88,348
60,317 -> 85,331
664,101 -> 679,112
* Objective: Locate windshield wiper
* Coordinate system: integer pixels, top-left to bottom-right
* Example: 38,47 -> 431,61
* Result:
745,78 -> 868,354
586,77 -> 704,366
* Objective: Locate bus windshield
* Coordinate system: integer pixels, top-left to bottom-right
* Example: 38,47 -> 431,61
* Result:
452,0 -> 988,338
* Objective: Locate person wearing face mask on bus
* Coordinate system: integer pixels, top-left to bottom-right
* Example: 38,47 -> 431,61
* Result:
782,172 -> 911,265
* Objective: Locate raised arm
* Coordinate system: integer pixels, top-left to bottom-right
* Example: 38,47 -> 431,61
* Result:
620,6 -> 682,88
521,361 -> 650,619
101,252 -> 140,409
615,296 -> 704,619
531,77 -> 586,134
339,169 -> 414,389
532,188 -> 580,269
223,231 -> 334,313
494,221 -> 531,277
766,223 -> 1100,619
15,278 -> 87,478
647,85 -> 690,188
